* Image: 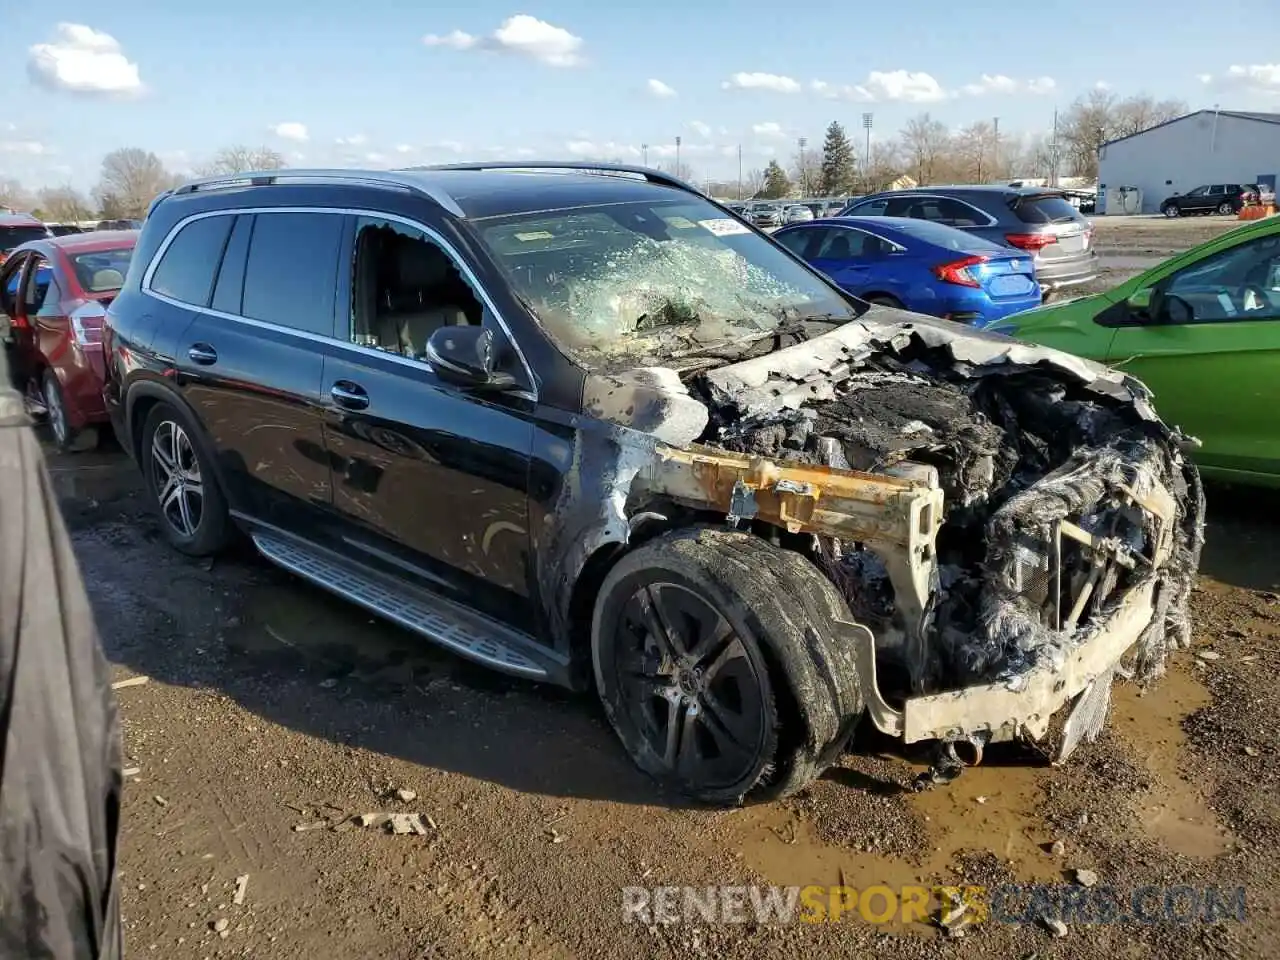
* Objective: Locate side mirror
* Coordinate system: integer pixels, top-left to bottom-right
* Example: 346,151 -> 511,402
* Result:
1126,287 -> 1155,321
425,325 -> 518,391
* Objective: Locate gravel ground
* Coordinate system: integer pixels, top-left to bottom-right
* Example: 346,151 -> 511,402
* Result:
51,216 -> 1278,959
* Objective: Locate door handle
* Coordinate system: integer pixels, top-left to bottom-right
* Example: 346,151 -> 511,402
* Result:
188,343 -> 217,365
330,380 -> 369,411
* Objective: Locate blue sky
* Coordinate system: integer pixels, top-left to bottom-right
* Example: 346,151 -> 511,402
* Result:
3,0 -> 1279,192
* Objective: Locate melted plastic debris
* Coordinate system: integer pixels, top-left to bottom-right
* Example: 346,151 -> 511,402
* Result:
698,325 -> 1203,690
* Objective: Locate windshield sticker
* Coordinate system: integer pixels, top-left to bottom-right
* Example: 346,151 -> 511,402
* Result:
515,231 -> 556,241
698,218 -> 751,237
663,216 -> 698,229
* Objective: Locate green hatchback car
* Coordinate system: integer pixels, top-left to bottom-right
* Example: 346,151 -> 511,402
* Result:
996,216 -> 1280,487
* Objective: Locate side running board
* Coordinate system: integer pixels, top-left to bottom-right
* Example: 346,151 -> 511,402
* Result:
250,531 -> 553,682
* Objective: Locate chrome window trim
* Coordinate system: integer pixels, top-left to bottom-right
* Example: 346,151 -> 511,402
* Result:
828,223 -> 907,254
140,205 -> 538,400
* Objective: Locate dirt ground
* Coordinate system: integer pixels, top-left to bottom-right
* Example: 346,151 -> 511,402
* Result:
55,214 -> 1277,959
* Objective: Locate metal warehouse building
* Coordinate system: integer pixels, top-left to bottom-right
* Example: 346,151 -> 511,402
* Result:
1097,109 -> 1280,214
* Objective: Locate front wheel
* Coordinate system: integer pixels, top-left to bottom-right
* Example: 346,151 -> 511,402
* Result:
591,528 -> 865,805
140,403 -> 232,556
1162,204 -> 1180,218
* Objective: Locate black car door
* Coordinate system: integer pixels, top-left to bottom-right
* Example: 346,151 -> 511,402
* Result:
148,210 -> 338,531
320,213 -> 536,629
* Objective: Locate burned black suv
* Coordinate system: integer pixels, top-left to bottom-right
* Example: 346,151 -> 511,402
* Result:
104,164 -> 1203,804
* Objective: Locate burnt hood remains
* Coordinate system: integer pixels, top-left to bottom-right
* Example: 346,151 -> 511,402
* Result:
585,307 -> 1204,699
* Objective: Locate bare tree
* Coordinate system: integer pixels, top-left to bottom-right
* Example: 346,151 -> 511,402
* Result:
900,113 -> 951,186
954,121 -> 996,183
94,148 -> 182,219
789,149 -> 822,196
1110,95 -> 1187,140
1059,89 -> 1118,180
1005,133 -> 1057,182
743,167 -> 767,198
0,178 -> 33,213
36,186 -> 94,223
195,145 -> 286,177
862,141 -> 903,193
657,160 -> 697,183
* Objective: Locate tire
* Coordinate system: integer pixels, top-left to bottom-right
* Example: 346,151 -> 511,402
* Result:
43,370 -> 98,453
591,527 -> 865,805
1217,201 -> 1233,215
1162,204 -> 1180,218
139,402 -> 231,556
864,294 -> 904,309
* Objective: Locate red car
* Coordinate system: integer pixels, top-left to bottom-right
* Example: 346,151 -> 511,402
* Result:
0,231 -> 136,450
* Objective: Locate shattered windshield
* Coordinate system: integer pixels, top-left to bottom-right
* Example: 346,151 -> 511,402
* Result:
474,196 -> 860,367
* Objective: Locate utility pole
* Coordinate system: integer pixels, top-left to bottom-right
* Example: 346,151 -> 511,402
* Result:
1050,108 -> 1059,187
675,136 -> 682,176
642,144 -> 649,166
862,113 -> 873,190
992,116 -> 1000,181
797,137 -> 808,195
737,144 -> 743,200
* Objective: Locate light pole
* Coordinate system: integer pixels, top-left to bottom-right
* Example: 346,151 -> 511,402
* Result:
992,116 -> 1000,181
797,137 -> 807,195
675,136 -> 682,176
642,143 -> 649,167
738,144 -> 743,200
862,113 -> 873,189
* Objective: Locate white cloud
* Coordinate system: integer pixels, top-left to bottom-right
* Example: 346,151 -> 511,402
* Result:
751,121 -> 786,138
364,151 -> 387,164
0,140 -> 48,156
647,78 -> 677,98
565,140 -> 642,159
812,70 -> 948,103
336,134 -> 368,146
27,23 -> 143,96
1200,64 -> 1280,92
687,120 -> 712,137
431,139 -> 466,154
424,15 -> 583,67
272,122 -> 309,142
721,72 -> 802,94
395,144 -> 415,154
1095,80 -> 1111,90
960,74 -> 1056,96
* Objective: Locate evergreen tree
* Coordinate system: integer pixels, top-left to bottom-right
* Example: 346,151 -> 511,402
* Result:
760,160 -> 791,199
819,121 -> 857,196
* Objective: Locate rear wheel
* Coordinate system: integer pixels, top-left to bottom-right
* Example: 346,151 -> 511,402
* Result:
591,528 -> 865,805
140,403 -> 231,556
1217,201 -> 1234,215
1162,203 -> 1180,218
43,370 -> 98,453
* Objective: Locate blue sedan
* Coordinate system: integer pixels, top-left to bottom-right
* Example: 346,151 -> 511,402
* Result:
774,216 -> 1042,325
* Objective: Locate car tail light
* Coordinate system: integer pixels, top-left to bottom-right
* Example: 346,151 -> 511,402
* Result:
933,255 -> 987,288
69,300 -> 106,345
1005,232 -> 1057,252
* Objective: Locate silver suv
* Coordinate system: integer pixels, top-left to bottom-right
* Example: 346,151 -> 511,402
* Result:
842,186 -> 1099,296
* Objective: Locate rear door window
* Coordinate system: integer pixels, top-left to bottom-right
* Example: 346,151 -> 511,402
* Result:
149,215 -> 234,306
240,212 -> 343,336
0,225 -> 50,253
1011,195 -> 1084,224
775,228 -> 821,258
847,197 -> 889,216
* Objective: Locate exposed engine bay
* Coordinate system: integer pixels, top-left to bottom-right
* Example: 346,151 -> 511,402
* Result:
576,307 -> 1204,751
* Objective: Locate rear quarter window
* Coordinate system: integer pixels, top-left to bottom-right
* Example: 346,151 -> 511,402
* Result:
149,215 -> 234,306
1010,195 -> 1084,225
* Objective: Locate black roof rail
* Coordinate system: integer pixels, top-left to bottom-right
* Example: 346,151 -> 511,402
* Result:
164,169 -> 466,216
406,161 -> 704,197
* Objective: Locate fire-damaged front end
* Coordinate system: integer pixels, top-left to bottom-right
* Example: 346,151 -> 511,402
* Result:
583,308 -> 1204,768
